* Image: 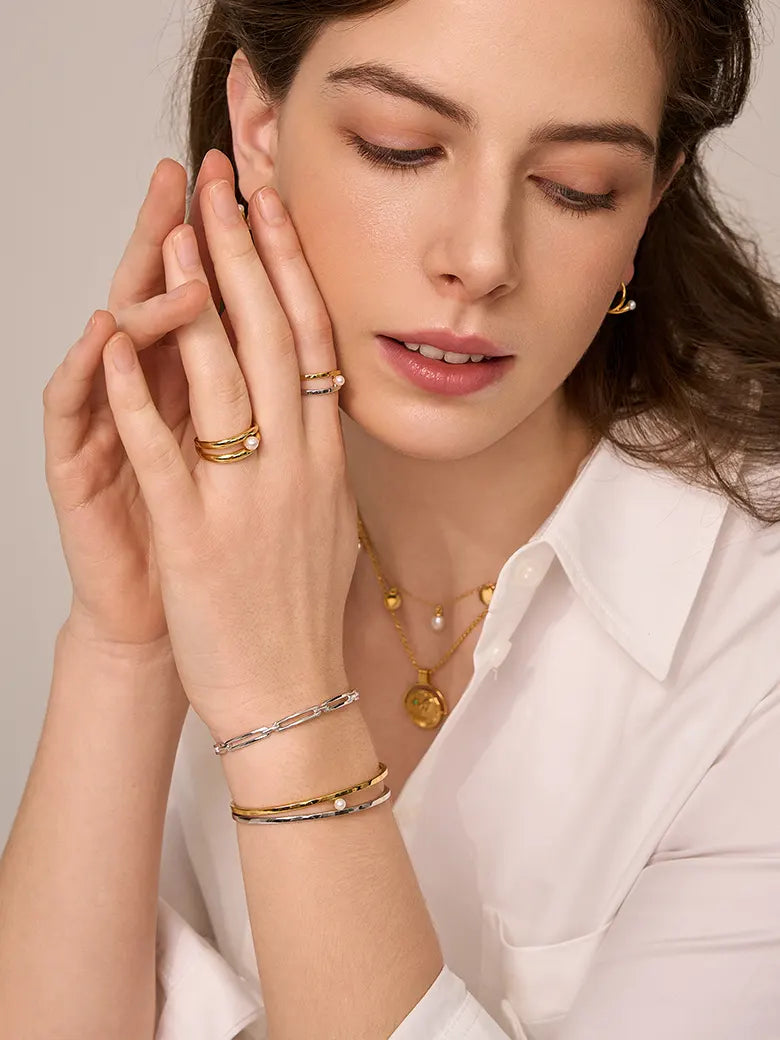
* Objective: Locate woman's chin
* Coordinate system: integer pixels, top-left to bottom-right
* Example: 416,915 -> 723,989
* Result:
338,389 -> 514,462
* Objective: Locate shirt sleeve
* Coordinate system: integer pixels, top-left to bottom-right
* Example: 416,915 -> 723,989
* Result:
153,772 -> 510,1040
154,790 -> 264,1040
153,798 -> 509,1040
153,733 -> 507,1040
554,682 -> 780,1039
388,964 -> 514,1039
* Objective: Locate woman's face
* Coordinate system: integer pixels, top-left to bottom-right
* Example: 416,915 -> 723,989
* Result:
230,0 -> 676,460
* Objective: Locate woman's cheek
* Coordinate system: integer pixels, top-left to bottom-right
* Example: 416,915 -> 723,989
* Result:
546,214 -> 639,315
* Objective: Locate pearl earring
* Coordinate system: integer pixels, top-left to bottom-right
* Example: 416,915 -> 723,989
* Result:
607,282 -> 637,315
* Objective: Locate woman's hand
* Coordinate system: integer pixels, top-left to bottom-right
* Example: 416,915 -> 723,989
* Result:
42,152 -> 237,650
99,150 -> 359,738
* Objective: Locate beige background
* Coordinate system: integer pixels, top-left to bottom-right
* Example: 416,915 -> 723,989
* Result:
1,1 -> 778,843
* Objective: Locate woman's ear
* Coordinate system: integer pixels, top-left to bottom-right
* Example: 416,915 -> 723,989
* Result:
649,149 -> 686,215
621,152 -> 686,284
226,49 -> 281,200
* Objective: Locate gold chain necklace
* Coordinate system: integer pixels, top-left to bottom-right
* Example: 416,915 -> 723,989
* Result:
356,511 -> 497,731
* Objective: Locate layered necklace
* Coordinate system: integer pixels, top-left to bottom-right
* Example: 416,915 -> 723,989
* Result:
356,511 -> 497,731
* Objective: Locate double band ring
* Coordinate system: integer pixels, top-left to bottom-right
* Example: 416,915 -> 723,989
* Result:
194,422 -> 261,464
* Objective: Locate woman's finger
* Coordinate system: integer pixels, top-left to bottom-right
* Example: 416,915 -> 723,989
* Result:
43,311 -> 117,467
161,217 -> 255,448
245,187 -> 342,453
117,279 -> 210,354
101,332 -> 198,534
187,149 -> 238,315
44,281 -> 208,439
87,279 -> 209,411
195,178 -> 304,454
108,159 -> 188,312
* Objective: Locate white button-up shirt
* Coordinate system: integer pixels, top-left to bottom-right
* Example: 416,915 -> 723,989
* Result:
155,428 -> 780,1040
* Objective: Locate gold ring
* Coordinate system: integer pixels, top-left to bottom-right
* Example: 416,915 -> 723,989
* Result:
301,369 -> 346,395
194,422 -> 260,464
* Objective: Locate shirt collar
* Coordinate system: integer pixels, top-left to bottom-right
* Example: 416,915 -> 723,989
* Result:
530,426 -> 731,682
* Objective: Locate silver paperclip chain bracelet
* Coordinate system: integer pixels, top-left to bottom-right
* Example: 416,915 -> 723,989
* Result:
212,689 -> 361,755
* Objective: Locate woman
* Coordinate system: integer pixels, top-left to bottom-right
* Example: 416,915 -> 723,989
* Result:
1,0 -> 778,1037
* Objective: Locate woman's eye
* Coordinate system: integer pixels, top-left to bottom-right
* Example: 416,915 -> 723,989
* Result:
347,134 -> 440,175
346,134 -> 618,215
534,178 -> 618,217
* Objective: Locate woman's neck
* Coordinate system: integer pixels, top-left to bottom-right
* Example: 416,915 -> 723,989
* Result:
341,391 -> 597,606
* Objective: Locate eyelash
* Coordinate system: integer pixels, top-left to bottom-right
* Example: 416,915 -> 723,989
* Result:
346,134 -> 618,216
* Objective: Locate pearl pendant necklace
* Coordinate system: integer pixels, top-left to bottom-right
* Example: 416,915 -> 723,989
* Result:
382,585 -> 495,632
357,513 -> 497,731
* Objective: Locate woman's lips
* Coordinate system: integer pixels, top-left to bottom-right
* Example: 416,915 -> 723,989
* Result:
376,336 -> 515,397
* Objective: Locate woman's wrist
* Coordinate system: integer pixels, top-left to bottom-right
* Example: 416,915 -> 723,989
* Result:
61,606 -> 175,665
55,612 -> 189,722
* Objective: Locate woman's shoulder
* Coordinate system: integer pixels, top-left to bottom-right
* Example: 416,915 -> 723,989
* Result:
589,433 -> 780,663
706,450 -> 780,581
599,423 -> 780,560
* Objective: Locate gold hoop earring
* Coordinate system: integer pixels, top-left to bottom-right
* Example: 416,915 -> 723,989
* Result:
607,282 -> 637,315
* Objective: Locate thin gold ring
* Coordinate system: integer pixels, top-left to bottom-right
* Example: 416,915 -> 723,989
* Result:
301,369 -> 345,395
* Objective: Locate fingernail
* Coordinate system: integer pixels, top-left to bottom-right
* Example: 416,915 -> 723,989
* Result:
209,180 -> 242,226
257,187 -> 286,226
168,283 -> 189,299
83,313 -> 96,335
108,334 -> 136,373
174,228 -> 200,270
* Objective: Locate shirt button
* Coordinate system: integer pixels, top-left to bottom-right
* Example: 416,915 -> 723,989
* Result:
490,641 -> 511,667
515,562 -> 539,586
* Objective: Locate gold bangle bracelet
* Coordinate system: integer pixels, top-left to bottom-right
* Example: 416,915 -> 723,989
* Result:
230,761 -> 389,817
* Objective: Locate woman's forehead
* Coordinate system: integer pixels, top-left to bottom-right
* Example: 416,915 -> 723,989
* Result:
304,0 -> 666,130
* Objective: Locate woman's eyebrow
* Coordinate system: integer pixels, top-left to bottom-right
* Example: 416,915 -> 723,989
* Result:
322,61 -> 657,163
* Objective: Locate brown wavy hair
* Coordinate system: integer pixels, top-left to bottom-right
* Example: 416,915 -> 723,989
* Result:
168,0 -> 780,523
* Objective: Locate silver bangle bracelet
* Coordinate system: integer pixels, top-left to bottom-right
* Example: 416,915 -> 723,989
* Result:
231,783 -> 392,823
212,688 -> 361,755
